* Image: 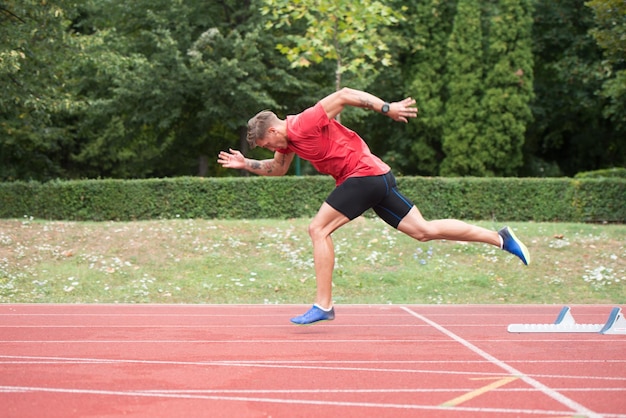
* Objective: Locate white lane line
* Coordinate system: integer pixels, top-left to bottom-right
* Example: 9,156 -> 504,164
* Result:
133,388 -> 626,394
1,324 -> 625,331
1,356 -> 623,364
0,339 -> 477,344
0,356 -> 517,377
0,313 -> 409,318
2,337 -> 623,343
1,385 -> 624,396
2,385 -> 622,417
1,355 -> 624,382
0,324 -> 429,328
401,306 -> 604,418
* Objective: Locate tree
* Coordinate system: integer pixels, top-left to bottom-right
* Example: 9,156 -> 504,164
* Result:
69,0 -> 309,178
440,0 -> 485,176
2,0 -> 621,182
440,0 -> 535,177
261,0 -> 405,92
478,0 -> 534,176
586,0 -> 626,133
400,0 -> 457,176
586,0 -> 626,62
525,0 -> 624,176
0,0 -> 83,180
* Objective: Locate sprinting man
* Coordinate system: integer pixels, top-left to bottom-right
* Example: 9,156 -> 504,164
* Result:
217,87 -> 529,325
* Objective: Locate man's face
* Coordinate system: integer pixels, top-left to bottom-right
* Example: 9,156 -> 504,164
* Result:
255,128 -> 288,152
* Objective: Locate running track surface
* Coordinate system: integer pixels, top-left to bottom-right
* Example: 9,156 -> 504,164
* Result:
1,304 -> 625,418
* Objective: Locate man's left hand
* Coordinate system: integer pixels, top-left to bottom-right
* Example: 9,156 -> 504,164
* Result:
389,97 -> 418,123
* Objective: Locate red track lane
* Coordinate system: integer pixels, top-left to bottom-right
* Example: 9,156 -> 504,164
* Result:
0,304 -> 624,418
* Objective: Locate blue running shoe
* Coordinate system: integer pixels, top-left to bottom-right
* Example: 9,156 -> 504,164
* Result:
498,226 -> 530,265
290,304 -> 335,325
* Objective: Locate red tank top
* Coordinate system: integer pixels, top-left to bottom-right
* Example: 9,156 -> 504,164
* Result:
279,102 -> 390,185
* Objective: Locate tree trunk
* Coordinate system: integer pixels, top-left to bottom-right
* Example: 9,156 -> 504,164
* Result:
198,155 -> 208,177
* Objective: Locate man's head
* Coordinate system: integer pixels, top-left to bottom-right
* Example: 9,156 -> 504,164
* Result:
246,110 -> 288,151
247,110 -> 277,149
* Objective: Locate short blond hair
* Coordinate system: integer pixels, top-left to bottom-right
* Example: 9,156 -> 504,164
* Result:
247,110 -> 278,149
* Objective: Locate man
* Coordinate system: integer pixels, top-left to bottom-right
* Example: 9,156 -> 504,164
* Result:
217,87 -> 529,325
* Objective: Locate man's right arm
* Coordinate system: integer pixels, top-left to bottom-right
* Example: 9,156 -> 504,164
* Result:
217,149 -> 294,176
244,151 -> 294,176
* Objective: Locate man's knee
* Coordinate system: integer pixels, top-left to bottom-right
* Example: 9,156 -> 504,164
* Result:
308,219 -> 328,241
415,232 -> 432,242
398,217 -> 433,242
404,226 -> 431,242
308,203 -> 351,240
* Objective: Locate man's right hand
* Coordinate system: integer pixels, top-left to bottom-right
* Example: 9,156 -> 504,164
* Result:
217,148 -> 246,170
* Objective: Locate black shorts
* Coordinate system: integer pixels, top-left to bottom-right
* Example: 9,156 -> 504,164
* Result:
325,171 -> 414,228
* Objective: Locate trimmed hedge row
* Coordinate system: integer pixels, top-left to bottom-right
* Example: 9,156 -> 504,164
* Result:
0,177 -> 334,221
1,176 -> 624,222
404,177 -> 625,223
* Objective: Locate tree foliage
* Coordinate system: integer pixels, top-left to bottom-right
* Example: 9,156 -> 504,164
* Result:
0,0 -> 82,180
0,0 -> 623,182
261,0 -> 406,91
440,0 -> 485,176
586,0 -> 626,132
438,0 -> 535,177
525,0 -> 624,176
69,0 -> 286,178
478,0 -> 534,176
399,0 -> 456,176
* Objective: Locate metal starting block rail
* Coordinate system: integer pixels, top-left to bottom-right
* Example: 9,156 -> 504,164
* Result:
507,306 -> 626,335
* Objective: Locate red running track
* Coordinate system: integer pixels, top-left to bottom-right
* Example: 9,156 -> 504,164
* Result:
0,304 -> 625,418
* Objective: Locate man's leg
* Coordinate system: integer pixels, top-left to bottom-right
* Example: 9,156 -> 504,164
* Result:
395,206 -> 530,264
290,203 -> 350,325
308,202 -> 351,308
397,206 -> 500,246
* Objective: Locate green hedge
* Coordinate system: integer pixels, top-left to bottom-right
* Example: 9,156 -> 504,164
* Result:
1,176 -> 624,222
574,167 -> 626,179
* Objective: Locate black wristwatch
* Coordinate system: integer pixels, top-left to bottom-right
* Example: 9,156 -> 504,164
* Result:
381,102 -> 390,114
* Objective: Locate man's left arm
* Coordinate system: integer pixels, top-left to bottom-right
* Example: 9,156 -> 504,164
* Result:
319,87 -> 418,122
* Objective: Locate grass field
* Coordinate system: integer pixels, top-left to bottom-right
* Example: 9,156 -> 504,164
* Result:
0,216 -> 624,305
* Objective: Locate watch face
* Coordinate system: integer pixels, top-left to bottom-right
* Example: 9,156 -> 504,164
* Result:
382,103 -> 390,113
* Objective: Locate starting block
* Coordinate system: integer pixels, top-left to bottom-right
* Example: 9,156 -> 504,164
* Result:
507,306 -> 626,335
